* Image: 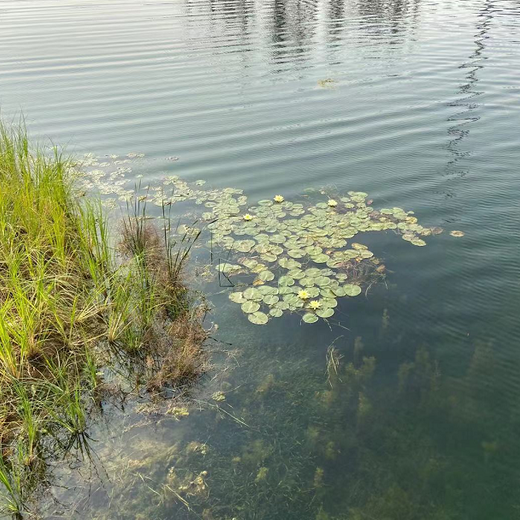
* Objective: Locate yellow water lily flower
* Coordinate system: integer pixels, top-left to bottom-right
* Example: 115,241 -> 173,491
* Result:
298,290 -> 310,300
243,213 -> 253,221
327,199 -> 338,207
273,195 -> 284,203
309,300 -> 321,310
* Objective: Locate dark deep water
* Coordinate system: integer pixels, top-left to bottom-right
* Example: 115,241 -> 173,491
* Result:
1,0 -> 520,518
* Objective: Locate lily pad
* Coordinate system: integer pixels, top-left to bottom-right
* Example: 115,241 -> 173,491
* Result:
258,270 -> 275,282
316,308 -> 334,318
312,253 -> 329,263
242,301 -> 260,314
229,292 -> 246,304
217,262 -> 241,273
248,312 -> 269,325
302,313 -> 319,324
278,276 -> 295,287
321,298 -> 338,308
243,288 -> 262,301
344,284 -> 362,297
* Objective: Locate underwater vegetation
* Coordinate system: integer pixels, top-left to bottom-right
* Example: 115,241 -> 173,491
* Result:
14,152 -> 475,520
0,126 -> 207,517
46,327 -> 520,520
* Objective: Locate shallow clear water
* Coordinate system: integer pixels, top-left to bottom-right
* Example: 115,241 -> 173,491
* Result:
1,0 -> 520,518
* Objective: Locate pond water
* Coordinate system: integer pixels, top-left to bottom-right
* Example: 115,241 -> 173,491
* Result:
1,0 -> 520,518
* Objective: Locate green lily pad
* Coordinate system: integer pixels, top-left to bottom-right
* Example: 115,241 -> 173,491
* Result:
260,253 -> 277,263
258,270 -> 275,282
287,269 -> 305,280
248,311 -> 269,325
288,249 -> 305,259
278,276 -> 295,287
263,295 -> 279,305
333,287 -> 346,297
270,234 -> 285,244
241,301 -> 260,314
258,285 -> 278,295
315,276 -> 331,287
217,262 -> 241,273
321,298 -> 338,308
235,240 -> 256,253
316,308 -> 334,318
302,313 -> 319,324
269,308 -> 283,318
344,284 -> 362,297
243,288 -> 262,301
312,253 -> 329,263
307,287 -> 320,298
229,292 -> 246,304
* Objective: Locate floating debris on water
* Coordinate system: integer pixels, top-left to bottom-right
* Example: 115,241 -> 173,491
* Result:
211,391 -> 226,402
450,230 -> 465,237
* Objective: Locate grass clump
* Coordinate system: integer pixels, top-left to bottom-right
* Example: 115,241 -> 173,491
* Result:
0,124 -> 206,516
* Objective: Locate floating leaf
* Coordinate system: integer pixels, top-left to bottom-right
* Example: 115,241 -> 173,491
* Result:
261,253 -> 277,263
315,276 -> 331,287
307,287 -> 320,298
258,285 -> 278,295
241,301 -> 260,314
269,308 -> 283,318
450,230 -> 465,237
278,276 -> 295,287
270,234 -> 285,244
300,277 -> 315,287
248,312 -> 269,325
243,288 -> 262,301
312,253 -> 329,263
217,262 -> 241,273
263,295 -> 279,305
258,270 -> 275,282
235,240 -> 256,253
321,298 -> 338,308
344,284 -> 362,297
278,257 -> 300,269
287,269 -> 305,280
302,313 -> 319,324
316,308 -> 334,318
229,292 -> 246,303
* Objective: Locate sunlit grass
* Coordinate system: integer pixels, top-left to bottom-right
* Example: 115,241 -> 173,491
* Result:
0,123 -> 206,515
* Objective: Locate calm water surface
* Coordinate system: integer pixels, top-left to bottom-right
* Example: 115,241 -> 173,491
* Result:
1,0 -> 520,518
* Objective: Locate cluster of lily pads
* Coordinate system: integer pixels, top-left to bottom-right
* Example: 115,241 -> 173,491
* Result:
77,155 -> 463,326
203,191 -> 440,325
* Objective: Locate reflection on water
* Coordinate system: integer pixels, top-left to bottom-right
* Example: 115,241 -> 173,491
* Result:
443,0 -> 492,190
1,0 -> 520,518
